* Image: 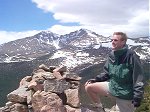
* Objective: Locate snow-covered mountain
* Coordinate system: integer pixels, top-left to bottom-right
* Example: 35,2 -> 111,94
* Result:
0,31 -> 59,63
59,29 -> 110,48
0,29 -> 149,70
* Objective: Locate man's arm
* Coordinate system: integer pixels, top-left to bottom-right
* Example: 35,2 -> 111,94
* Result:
95,59 -> 110,82
131,52 -> 145,107
86,59 -> 110,84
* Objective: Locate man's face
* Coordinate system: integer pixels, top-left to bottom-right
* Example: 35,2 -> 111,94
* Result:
111,35 -> 125,51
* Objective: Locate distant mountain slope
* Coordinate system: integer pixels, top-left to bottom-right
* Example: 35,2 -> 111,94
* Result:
0,29 -> 149,64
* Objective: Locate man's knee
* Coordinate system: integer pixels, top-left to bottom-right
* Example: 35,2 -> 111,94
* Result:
85,84 -> 94,93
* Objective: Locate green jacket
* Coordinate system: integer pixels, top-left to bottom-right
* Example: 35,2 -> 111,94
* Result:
95,45 -> 145,101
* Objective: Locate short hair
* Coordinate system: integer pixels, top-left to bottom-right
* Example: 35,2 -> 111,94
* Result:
113,32 -> 127,41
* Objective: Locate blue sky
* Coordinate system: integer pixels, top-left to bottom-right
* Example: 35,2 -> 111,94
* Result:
0,0 -> 149,44
0,0 -> 57,31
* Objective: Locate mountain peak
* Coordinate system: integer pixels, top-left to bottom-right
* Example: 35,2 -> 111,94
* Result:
34,30 -> 59,38
79,28 -> 93,34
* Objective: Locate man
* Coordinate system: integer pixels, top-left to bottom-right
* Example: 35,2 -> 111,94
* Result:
85,32 -> 145,112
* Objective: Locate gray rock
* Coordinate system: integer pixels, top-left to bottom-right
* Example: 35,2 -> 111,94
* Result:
44,79 -> 71,93
65,72 -> 82,81
65,89 -> 80,108
42,72 -> 55,80
7,86 -> 30,103
9,103 -> 28,112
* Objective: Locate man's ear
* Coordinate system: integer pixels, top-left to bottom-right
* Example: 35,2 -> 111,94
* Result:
121,40 -> 126,46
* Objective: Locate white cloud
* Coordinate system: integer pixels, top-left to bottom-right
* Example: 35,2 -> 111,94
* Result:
31,0 -> 149,38
0,0 -> 149,45
0,30 -> 40,45
129,10 -> 149,26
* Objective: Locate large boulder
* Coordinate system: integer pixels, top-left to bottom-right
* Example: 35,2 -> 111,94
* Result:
65,89 -> 80,108
7,86 -> 30,103
32,91 -> 66,112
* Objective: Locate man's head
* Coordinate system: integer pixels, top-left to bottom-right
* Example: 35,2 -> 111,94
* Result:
111,32 -> 127,51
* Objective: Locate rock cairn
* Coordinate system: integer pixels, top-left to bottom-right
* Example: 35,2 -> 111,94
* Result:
0,64 -> 110,112
0,64 -> 83,112
0,64 -> 81,112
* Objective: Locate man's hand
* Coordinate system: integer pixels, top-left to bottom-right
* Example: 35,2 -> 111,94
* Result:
132,98 -> 141,107
85,79 -> 96,86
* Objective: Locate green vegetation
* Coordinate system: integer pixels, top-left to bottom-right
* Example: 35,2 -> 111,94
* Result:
135,80 -> 150,112
135,61 -> 150,111
0,61 -> 34,107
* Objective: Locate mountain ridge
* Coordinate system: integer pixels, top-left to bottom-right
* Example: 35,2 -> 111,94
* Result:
0,29 -> 149,64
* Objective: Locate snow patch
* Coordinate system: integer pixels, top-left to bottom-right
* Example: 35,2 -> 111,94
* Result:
87,32 -> 97,37
52,39 -> 60,49
50,50 -> 105,69
127,39 -> 149,46
76,52 -> 89,57
136,52 -> 147,60
102,42 -> 112,48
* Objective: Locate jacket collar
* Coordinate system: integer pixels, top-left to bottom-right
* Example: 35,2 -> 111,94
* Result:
109,45 -> 128,61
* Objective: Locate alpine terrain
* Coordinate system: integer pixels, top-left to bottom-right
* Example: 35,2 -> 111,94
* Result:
0,29 -> 149,107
